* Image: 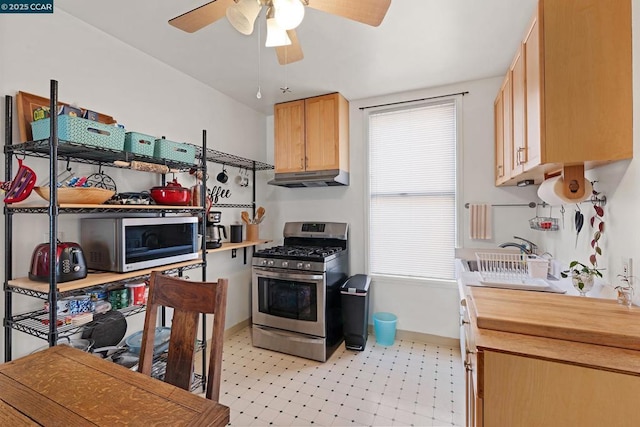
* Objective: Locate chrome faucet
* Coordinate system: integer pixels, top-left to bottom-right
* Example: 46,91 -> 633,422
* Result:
499,236 -> 538,255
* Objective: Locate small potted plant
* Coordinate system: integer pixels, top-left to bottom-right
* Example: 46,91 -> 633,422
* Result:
615,273 -> 634,306
561,261 -> 604,297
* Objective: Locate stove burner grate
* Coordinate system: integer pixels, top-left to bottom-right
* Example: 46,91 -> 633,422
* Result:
256,245 -> 343,260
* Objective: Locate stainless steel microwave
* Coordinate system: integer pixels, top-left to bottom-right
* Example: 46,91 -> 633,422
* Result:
80,216 -> 199,273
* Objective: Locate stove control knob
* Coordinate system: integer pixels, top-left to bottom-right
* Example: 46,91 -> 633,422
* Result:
304,263 -> 311,270
260,259 -> 268,265
281,261 -> 289,268
296,262 -> 304,269
267,260 -> 275,266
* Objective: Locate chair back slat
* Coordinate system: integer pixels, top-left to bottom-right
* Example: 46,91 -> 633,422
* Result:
138,271 -> 228,401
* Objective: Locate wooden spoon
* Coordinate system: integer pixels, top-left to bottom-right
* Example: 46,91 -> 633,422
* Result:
241,211 -> 251,224
254,206 -> 266,224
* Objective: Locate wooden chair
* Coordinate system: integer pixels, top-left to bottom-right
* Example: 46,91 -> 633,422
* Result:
138,271 -> 228,401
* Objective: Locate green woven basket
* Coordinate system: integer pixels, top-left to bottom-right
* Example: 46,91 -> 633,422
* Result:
124,132 -> 156,157
153,139 -> 196,165
31,116 -> 125,151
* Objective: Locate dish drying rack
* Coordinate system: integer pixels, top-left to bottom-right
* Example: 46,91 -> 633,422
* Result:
476,252 -> 530,282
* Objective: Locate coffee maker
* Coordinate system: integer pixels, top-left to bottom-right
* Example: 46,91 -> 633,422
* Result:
206,211 -> 226,249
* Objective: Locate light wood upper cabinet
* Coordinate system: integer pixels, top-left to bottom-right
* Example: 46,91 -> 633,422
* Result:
494,74 -> 511,185
274,100 -> 305,173
510,46 -> 526,177
274,93 -> 349,174
495,0 -> 632,185
523,11 -> 541,170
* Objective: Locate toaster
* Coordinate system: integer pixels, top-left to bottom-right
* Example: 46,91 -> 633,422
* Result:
29,241 -> 88,283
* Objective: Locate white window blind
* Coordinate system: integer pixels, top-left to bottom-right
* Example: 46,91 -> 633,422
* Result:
368,100 -> 457,280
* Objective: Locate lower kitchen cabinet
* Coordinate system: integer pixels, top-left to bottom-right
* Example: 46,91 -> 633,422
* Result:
459,276 -> 640,427
480,350 -> 640,427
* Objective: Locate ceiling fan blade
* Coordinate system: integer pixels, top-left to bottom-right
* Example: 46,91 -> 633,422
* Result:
306,0 -> 391,27
276,30 -> 304,65
168,0 -> 236,33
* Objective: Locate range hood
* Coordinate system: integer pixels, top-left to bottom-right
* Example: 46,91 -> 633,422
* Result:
268,169 -> 349,188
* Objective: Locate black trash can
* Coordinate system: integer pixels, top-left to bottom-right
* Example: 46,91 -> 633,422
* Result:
341,274 -> 371,351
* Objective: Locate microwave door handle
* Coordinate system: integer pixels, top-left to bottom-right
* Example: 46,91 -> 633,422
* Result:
254,268 -> 324,281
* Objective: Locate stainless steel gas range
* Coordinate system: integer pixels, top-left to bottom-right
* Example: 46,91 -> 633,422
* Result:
252,222 -> 349,362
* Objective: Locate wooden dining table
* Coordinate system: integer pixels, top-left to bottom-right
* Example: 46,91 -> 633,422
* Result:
0,345 -> 229,426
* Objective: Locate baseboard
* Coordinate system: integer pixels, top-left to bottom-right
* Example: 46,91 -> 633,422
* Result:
223,320 -> 457,348
224,319 -> 251,340
367,325 -> 458,347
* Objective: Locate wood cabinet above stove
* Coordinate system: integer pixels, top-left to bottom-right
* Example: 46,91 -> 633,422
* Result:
273,93 -> 349,186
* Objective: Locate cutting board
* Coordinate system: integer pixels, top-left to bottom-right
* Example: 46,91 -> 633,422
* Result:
469,287 -> 640,351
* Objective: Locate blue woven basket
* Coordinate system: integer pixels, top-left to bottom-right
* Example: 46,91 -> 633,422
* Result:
31,116 -> 125,151
153,139 -> 196,165
124,132 -> 156,157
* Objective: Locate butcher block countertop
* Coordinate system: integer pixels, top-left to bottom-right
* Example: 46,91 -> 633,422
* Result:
463,283 -> 640,375
469,286 -> 640,351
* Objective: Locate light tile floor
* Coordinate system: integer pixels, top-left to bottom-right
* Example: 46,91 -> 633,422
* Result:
213,327 -> 465,427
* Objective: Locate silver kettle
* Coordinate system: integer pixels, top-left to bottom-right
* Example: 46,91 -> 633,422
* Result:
205,224 -> 226,249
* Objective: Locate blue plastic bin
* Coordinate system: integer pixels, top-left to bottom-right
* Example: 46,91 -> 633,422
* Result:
373,312 -> 397,346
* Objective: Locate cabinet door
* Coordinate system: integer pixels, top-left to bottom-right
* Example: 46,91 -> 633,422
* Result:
483,350 -> 640,427
494,94 -> 505,185
524,9 -> 541,170
510,47 -> 526,176
542,0 -> 632,163
494,74 -> 512,185
274,100 -> 305,173
304,93 -> 341,171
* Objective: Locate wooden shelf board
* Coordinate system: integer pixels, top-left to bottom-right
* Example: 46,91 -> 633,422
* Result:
7,203 -> 202,210
8,259 -> 204,294
206,240 -> 272,254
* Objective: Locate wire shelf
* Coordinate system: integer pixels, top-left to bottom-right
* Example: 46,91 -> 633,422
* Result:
6,304 -> 146,340
198,147 -> 274,171
529,216 -> 559,231
6,139 -> 198,171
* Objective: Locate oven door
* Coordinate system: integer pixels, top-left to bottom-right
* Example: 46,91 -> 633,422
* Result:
252,266 -> 326,338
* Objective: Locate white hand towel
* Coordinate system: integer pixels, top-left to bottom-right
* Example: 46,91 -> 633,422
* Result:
469,203 -> 493,240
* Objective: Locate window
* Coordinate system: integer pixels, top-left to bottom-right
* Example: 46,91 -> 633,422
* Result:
368,99 -> 458,280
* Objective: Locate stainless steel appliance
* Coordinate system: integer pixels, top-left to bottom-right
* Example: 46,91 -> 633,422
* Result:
252,222 -> 349,362
29,241 -> 88,282
205,211 -> 226,249
80,216 -> 199,272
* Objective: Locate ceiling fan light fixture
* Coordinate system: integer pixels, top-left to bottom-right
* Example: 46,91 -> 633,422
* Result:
265,17 -> 292,47
226,0 -> 262,35
273,0 -> 305,30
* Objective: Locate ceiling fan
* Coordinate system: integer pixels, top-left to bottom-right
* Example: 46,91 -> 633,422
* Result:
169,0 -> 392,65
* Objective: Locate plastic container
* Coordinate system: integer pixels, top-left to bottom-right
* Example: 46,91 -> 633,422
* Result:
31,116 -> 125,151
527,258 -> 549,279
124,132 -> 156,157
373,312 -> 397,346
126,282 -> 147,306
153,138 -> 196,164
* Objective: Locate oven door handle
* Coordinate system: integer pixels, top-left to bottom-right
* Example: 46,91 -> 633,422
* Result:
253,267 -> 324,281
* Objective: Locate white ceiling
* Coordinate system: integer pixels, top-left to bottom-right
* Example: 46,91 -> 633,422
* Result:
57,0 -> 538,115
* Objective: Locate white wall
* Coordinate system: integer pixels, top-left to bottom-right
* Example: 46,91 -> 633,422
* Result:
0,10 -> 269,358
264,77 -> 539,340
